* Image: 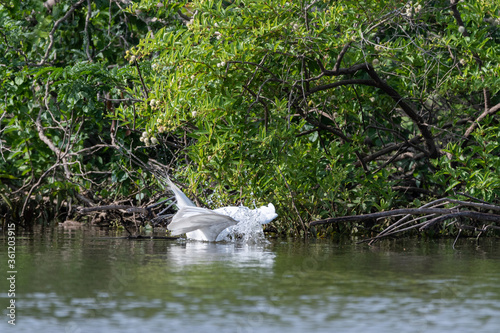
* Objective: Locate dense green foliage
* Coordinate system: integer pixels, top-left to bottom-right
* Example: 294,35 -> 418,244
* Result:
0,0 -> 170,222
1,0 -> 500,237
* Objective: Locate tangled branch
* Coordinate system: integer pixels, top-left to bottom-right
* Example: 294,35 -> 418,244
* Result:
310,197 -> 500,244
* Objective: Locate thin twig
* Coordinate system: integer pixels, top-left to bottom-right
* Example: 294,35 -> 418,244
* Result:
277,165 -> 306,234
39,0 -> 86,65
134,60 -> 149,99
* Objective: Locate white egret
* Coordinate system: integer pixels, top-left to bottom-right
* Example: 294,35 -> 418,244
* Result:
166,179 -> 278,241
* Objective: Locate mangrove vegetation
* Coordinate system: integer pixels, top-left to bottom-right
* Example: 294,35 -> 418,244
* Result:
1,0 -> 500,240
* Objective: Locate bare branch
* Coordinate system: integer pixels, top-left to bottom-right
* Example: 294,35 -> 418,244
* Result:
79,205 -> 148,215
310,197 -> 500,243
39,0 -> 87,65
333,42 -> 352,73
307,79 -> 378,94
310,208 -> 453,226
35,80 -> 71,178
463,102 -> 500,142
134,60 -> 149,99
365,66 -> 439,158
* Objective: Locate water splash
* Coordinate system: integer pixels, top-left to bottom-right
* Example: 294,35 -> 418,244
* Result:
214,204 -> 277,243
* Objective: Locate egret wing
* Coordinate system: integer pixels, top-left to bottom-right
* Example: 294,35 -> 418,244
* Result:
168,206 -> 238,238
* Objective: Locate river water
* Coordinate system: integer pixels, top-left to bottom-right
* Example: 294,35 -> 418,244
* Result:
1,226 -> 500,332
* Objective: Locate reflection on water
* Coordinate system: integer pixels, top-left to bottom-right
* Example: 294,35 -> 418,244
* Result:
1,227 -> 500,332
165,241 -> 275,269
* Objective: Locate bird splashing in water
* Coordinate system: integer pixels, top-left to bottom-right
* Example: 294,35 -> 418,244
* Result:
166,178 -> 277,242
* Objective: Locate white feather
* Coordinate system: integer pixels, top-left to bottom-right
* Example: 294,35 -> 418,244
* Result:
166,178 -> 196,208
166,178 -> 277,242
168,206 -> 238,241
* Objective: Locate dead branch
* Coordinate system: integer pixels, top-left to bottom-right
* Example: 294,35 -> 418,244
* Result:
307,60 -> 439,158
419,211 -> 500,230
76,187 -> 177,227
310,208 -> 453,226
309,197 -> 500,243
79,205 -> 147,214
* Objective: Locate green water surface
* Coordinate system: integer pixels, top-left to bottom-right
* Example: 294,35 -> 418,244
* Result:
1,227 -> 499,332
